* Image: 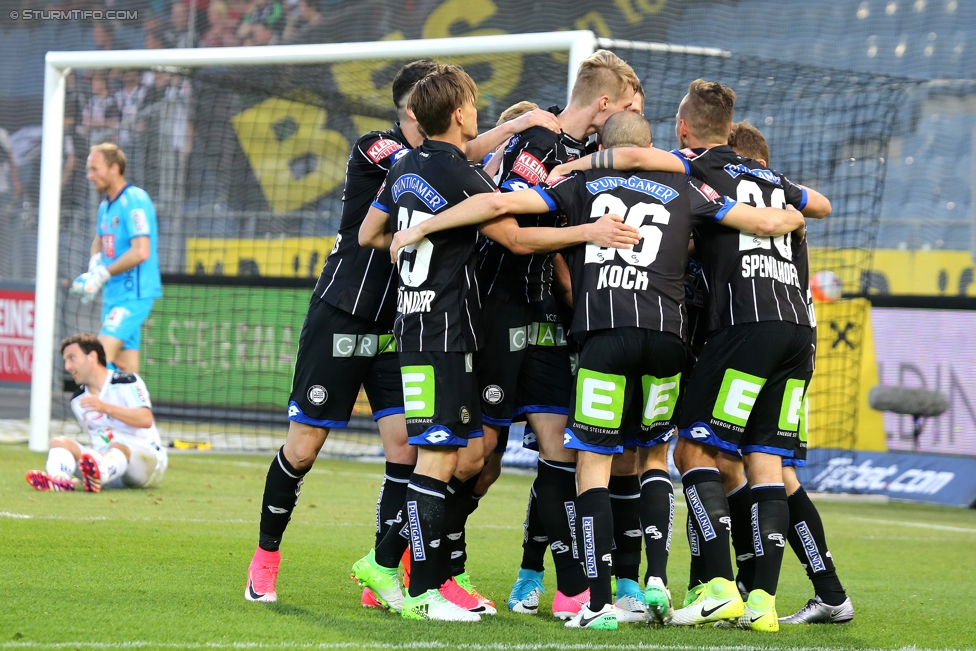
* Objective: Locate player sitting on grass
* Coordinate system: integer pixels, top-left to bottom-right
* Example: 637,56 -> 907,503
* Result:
27,333 -> 167,493
389,110 -> 805,630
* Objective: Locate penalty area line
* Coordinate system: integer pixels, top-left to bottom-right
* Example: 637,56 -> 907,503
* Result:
1,644 -> 971,651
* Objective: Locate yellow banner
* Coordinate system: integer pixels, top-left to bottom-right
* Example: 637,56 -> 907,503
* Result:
807,298 -> 886,452
811,248 -> 976,297
186,237 -> 336,277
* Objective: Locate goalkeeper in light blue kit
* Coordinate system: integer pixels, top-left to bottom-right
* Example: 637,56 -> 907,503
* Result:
71,143 -> 161,373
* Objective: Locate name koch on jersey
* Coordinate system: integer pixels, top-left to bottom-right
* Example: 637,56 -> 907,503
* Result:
672,145 -> 812,331
373,139 -> 497,353
315,124 -> 412,325
477,120 -> 587,304
534,169 -> 735,340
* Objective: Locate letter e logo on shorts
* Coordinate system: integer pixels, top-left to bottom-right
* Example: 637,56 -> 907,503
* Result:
575,369 -> 625,428
483,385 -> 504,405
641,372 -> 681,426
307,385 -> 328,405
778,379 -> 806,432
401,365 -> 435,419
713,369 -> 766,427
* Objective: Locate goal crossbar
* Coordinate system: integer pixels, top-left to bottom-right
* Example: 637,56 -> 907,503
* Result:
29,30 -> 604,451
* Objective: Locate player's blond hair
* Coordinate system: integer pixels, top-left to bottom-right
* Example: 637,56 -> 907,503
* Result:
90,142 -> 127,176
602,111 -> 652,149
496,100 -> 539,127
570,50 -> 640,107
729,121 -> 770,163
678,79 -> 736,145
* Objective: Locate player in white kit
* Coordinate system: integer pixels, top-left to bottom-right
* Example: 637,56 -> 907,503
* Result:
26,333 -> 167,492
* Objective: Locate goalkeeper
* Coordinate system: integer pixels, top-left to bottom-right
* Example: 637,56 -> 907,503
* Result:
71,143 -> 161,373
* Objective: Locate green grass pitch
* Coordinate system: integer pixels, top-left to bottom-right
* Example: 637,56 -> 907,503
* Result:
2,442 -> 975,650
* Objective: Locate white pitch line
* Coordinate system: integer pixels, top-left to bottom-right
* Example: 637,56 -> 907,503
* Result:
1,643 -> 972,651
0,511 -> 521,530
845,516 -> 976,534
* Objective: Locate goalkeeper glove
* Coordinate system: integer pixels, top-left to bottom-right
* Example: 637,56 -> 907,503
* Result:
70,264 -> 111,304
88,254 -> 102,272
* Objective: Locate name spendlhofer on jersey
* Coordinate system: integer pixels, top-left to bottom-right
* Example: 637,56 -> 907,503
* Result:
673,145 -> 812,332
315,124 -> 412,326
477,122 -> 587,304
70,371 -> 162,449
96,184 -> 161,303
534,169 -> 735,340
373,139 -> 498,353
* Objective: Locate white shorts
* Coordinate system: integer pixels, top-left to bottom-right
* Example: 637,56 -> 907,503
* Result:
81,439 -> 168,489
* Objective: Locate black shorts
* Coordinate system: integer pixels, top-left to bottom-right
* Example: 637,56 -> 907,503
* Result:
288,298 -> 402,428
399,351 -> 483,447
475,295 -> 573,427
678,321 -> 814,458
565,328 -> 686,456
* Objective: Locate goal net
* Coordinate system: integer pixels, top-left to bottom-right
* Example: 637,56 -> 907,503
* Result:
32,33 -> 909,463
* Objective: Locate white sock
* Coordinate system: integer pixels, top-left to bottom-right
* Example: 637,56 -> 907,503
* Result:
47,448 -> 76,479
101,448 -> 129,483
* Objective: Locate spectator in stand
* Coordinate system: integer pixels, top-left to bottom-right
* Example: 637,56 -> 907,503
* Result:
145,26 -> 168,50
164,2 -> 193,48
93,22 -> 115,50
237,1 -> 282,44
282,0 -> 320,44
200,1 -> 241,48
0,127 -> 23,204
116,70 -> 147,149
246,14 -> 281,46
81,72 -> 121,147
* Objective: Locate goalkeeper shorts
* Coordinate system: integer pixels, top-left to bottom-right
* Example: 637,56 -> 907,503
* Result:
100,298 -> 155,351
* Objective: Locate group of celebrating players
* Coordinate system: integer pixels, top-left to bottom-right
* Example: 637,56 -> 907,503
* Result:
245,51 -> 855,631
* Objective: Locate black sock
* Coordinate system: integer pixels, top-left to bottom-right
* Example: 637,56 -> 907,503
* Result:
682,468 -> 734,582
374,513 -> 411,569
520,482 -> 548,572
402,473 -> 448,597
788,486 -> 847,605
687,511 -> 706,589
535,459 -> 589,595
375,462 -> 414,548
639,469 -> 673,586
727,480 -> 756,592
609,475 -> 642,583
576,487 -> 614,610
442,475 -> 478,580
258,447 -> 309,552
751,483 -> 789,596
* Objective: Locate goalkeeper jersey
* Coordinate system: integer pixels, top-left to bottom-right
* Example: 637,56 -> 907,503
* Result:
96,184 -> 162,303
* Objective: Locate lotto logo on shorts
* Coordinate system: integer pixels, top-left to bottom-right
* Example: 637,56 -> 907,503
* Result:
575,369 -> 626,428
713,369 -> 766,427
778,379 -> 806,432
641,372 -> 681,426
401,366 -> 435,418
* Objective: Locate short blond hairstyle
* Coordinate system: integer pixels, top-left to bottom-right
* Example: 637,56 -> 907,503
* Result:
729,121 -> 770,163
570,50 -> 640,106
496,100 -> 539,127
90,142 -> 127,176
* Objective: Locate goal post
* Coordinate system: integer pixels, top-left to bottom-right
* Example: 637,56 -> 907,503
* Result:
28,30 -> 604,452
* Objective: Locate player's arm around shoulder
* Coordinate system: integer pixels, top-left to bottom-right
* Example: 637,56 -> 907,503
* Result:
722,200 -> 805,237
549,147 -> 686,178
465,109 -> 560,163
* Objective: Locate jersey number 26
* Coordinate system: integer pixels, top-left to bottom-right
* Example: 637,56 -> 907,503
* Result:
585,195 -> 669,268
